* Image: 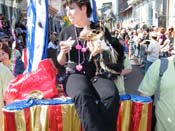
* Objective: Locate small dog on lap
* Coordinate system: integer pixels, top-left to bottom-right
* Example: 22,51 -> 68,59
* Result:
79,23 -> 125,79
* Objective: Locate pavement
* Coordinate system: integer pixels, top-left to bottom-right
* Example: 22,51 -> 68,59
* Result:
124,58 -> 145,95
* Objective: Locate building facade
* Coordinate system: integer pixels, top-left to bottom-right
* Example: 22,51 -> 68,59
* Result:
0,0 -> 64,33
118,0 -> 175,29
1,0 -> 174,30
0,0 -> 21,20
167,0 -> 175,27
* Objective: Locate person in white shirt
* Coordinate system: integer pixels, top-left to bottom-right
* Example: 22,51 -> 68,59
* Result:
48,33 -> 58,49
47,33 -> 59,68
145,32 -> 160,72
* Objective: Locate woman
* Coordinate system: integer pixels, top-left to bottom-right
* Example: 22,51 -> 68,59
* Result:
138,31 -> 175,131
0,43 -> 11,69
161,26 -> 174,57
158,27 -> 166,45
57,0 -> 122,131
0,43 -> 24,76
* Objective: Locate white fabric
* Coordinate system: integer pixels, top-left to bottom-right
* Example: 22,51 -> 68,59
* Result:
147,39 -> 160,62
48,41 -> 58,49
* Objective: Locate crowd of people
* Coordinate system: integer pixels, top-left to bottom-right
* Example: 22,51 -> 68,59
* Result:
113,23 -> 175,130
114,25 -> 174,72
0,14 -> 27,130
114,19 -> 175,131
137,27 -> 175,130
0,0 -> 175,130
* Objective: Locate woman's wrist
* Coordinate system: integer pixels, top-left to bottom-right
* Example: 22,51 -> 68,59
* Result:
57,51 -> 67,65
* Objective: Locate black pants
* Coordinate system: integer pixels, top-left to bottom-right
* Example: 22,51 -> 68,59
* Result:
65,74 -> 119,131
151,95 -> 156,131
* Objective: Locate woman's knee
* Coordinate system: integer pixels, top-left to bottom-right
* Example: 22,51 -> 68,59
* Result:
65,74 -> 93,97
92,76 -> 119,98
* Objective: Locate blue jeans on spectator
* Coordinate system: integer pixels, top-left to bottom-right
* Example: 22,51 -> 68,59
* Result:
145,60 -> 153,73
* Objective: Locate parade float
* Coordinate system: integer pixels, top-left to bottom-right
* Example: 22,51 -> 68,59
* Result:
2,0 -> 153,131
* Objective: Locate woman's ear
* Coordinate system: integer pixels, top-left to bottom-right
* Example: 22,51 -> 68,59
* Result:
81,5 -> 87,15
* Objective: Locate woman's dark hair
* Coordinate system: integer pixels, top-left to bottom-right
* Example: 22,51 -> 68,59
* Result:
62,0 -> 92,17
0,43 -> 11,59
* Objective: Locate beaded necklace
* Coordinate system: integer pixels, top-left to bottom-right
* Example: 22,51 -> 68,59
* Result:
74,26 -> 87,71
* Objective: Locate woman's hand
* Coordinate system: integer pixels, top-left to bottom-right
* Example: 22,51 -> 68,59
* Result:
57,38 -> 75,65
59,37 -> 75,54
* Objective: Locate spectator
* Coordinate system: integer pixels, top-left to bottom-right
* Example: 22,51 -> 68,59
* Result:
47,33 -> 60,69
0,32 -> 11,46
145,32 -> 160,72
0,43 -> 25,76
138,37 -> 175,130
161,26 -> 174,57
0,43 -> 11,69
0,62 -> 14,131
114,54 -> 132,94
13,49 -> 25,76
158,27 -> 166,45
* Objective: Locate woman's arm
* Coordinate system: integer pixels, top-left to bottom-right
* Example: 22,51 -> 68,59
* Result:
57,40 -> 73,65
57,51 -> 67,66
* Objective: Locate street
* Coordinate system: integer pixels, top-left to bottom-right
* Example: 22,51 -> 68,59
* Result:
125,60 -> 145,95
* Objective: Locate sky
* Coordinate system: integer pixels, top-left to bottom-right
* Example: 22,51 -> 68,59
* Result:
95,0 -> 102,9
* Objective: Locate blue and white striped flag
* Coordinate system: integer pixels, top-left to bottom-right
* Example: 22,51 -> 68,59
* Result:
26,0 -> 48,72
89,0 -> 98,23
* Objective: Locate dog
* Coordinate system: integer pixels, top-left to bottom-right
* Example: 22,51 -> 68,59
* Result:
79,23 -> 125,79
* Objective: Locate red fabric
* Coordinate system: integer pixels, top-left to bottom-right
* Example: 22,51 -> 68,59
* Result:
48,105 -> 63,131
117,101 -> 123,131
130,103 -> 143,131
3,111 -> 17,131
22,48 -> 27,69
24,108 -> 31,131
125,39 -> 129,48
4,59 -> 58,104
147,103 -> 152,131
130,102 -> 152,131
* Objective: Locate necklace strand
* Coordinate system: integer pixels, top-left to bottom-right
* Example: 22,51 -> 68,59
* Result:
74,27 -> 87,71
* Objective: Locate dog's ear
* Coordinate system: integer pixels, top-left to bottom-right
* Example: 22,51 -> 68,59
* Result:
90,22 -> 101,30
